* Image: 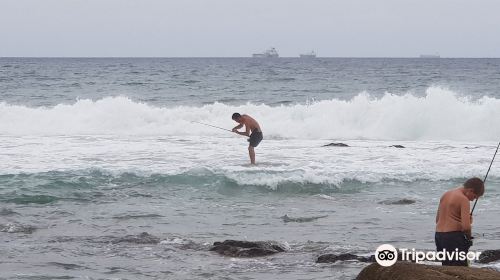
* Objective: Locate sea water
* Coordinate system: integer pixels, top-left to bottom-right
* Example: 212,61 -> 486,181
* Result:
0,58 -> 499,279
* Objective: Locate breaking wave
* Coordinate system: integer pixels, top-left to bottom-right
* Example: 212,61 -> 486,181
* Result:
0,87 -> 499,140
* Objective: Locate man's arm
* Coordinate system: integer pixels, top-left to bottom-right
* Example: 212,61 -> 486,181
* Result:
234,126 -> 250,136
243,125 -> 250,136
436,196 -> 442,224
232,124 -> 243,131
460,198 -> 472,238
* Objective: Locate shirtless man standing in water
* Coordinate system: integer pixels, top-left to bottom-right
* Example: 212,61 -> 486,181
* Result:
435,177 -> 484,266
231,113 -> 263,164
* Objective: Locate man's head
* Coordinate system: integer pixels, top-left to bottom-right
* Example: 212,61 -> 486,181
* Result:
232,113 -> 242,122
463,177 -> 485,201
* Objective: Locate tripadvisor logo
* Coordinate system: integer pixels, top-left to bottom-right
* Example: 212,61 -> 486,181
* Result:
374,244 -> 482,266
375,244 -> 398,267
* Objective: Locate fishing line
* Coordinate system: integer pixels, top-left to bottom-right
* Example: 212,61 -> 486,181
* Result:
191,121 -> 248,137
471,141 -> 500,215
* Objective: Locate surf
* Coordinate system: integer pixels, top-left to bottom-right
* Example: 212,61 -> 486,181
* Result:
0,87 -> 499,141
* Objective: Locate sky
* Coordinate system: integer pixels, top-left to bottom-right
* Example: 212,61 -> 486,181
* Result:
1,0 -> 500,57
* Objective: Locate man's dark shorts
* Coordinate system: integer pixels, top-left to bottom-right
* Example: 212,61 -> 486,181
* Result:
248,130 -> 263,147
435,231 -> 471,266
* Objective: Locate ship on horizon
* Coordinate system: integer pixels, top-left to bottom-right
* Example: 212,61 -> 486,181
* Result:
299,50 -> 316,58
419,53 -> 440,58
252,47 -> 279,58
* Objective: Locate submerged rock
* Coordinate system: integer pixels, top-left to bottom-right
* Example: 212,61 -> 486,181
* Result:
0,208 -> 17,216
379,198 -> 416,205
317,253 -> 375,263
478,249 -> 500,264
281,214 -> 328,223
323,142 -> 349,147
390,145 -> 405,148
356,261 -> 500,280
210,240 -> 287,257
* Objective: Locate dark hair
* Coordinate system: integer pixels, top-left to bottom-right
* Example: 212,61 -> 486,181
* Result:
464,177 -> 485,196
232,113 -> 241,120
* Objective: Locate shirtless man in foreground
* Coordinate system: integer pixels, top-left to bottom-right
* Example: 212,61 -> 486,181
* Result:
435,177 -> 484,266
231,113 -> 263,164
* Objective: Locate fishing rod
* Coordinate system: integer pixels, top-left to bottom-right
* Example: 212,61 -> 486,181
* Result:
471,141 -> 500,215
191,121 -> 232,132
191,121 -> 248,137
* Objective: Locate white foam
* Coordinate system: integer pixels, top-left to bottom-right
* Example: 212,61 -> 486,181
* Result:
1,87 -> 499,141
0,134 -> 497,187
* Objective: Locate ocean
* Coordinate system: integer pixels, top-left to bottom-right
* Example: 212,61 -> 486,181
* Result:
1,57 -> 499,279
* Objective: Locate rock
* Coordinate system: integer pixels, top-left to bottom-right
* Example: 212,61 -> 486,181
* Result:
378,198 -> 416,205
317,253 -> 375,263
281,214 -> 328,223
390,145 -> 405,148
356,261 -> 500,280
210,240 -> 287,257
478,249 -> 500,264
323,142 -> 349,147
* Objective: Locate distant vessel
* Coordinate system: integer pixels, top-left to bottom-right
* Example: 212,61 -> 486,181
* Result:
299,51 -> 316,58
419,54 -> 440,58
252,48 -> 279,58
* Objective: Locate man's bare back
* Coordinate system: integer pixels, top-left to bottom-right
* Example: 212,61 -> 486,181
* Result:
238,115 -> 261,134
434,179 -> 483,266
436,187 -> 472,236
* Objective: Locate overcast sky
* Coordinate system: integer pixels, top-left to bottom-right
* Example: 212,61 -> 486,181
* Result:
1,0 -> 500,57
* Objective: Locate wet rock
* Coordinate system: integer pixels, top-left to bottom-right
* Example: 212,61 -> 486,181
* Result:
317,253 -> 375,263
390,145 -> 405,148
379,198 -> 416,205
112,232 -> 160,244
356,261 -> 500,280
478,249 -> 500,264
210,240 -> 287,257
323,142 -> 349,147
281,214 -> 328,223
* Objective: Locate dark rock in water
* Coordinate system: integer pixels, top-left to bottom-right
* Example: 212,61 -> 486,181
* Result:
112,232 -> 160,244
47,262 -> 88,270
0,208 -> 17,216
317,253 -> 358,263
379,198 -> 416,205
281,214 -> 328,223
390,145 -> 405,148
356,261 -> 500,280
210,240 -> 287,257
317,253 -> 375,263
478,249 -> 500,264
323,142 -> 349,147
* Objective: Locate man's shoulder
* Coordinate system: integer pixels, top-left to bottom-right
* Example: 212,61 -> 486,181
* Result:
442,188 -> 465,200
450,189 -> 468,204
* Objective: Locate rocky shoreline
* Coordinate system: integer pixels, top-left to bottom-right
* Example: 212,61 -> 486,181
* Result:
208,239 -> 500,278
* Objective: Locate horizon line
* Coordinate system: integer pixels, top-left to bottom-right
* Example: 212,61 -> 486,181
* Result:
1,56 -> 500,59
